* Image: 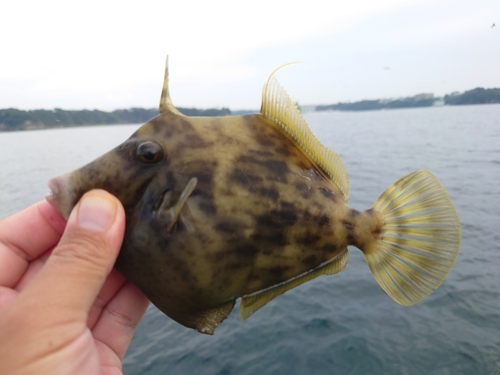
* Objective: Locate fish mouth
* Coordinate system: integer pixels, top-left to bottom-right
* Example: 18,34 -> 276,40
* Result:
46,173 -> 73,219
46,178 -> 60,201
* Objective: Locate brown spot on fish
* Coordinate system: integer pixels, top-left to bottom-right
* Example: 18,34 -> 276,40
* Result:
372,227 -> 383,239
322,244 -> 337,253
211,126 -> 234,146
249,149 -> 275,158
303,255 -> 318,269
275,146 -> 291,156
251,228 -> 287,248
215,221 -> 241,235
256,187 -> 280,201
278,202 -> 298,225
255,133 -> 276,147
229,169 -> 264,185
208,249 -> 231,262
319,187 -> 335,200
163,127 -> 174,138
185,133 -> 209,148
238,156 -> 290,183
268,266 -> 291,281
298,232 -> 322,245
318,215 -> 330,228
350,209 -> 361,217
252,214 -> 288,247
295,182 -> 308,192
342,220 -> 355,244
303,209 -> 312,220
261,160 -> 289,183
180,118 -> 196,132
194,169 -> 214,185
295,182 -> 313,199
235,244 -> 259,257
198,201 -> 217,215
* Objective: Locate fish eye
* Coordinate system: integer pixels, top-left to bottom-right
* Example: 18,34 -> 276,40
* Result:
136,141 -> 164,164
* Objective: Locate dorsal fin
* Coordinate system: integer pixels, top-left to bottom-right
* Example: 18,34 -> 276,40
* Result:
260,64 -> 350,201
159,56 -> 185,116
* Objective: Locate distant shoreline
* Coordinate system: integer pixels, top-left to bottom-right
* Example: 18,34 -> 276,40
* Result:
2,87 -> 499,132
0,107 -> 231,132
315,87 -> 500,113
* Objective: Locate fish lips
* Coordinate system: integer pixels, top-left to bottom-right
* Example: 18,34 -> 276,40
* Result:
46,173 -> 74,219
46,167 -> 188,233
46,170 -> 164,222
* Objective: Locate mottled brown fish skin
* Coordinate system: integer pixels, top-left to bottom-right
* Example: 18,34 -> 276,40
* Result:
46,60 -> 461,334
55,111 -> 382,333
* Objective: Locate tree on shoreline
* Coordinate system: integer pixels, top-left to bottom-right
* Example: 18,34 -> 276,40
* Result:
0,107 -> 231,132
444,88 -> 500,105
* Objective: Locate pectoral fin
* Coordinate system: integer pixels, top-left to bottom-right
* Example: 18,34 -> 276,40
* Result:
156,177 -> 198,232
168,177 -> 198,232
239,248 -> 349,320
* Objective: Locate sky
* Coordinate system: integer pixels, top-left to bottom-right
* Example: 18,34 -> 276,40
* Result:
1,0 -> 499,111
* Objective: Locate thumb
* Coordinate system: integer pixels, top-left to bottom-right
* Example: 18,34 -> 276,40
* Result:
22,189 -> 126,318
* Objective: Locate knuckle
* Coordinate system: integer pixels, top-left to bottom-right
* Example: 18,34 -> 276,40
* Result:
52,234 -> 112,271
106,305 -> 138,329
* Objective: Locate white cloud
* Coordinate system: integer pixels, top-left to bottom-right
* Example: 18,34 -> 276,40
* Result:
1,0 -> 498,110
0,0 -> 416,82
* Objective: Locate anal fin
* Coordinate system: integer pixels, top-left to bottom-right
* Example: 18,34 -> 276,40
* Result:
239,249 -> 349,320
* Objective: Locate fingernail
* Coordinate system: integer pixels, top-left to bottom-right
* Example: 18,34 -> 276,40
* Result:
77,193 -> 117,232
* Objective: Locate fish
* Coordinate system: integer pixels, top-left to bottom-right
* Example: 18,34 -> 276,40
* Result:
46,59 -> 461,335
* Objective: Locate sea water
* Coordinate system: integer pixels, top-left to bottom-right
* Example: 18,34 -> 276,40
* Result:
0,105 -> 499,374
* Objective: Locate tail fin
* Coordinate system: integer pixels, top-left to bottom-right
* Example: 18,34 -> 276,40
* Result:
365,170 -> 461,306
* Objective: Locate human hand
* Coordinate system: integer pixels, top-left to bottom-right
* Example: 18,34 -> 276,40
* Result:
0,190 -> 150,375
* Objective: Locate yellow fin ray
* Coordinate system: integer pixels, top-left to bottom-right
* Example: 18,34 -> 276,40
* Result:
365,170 -> 461,306
239,249 -> 349,320
260,66 -> 350,201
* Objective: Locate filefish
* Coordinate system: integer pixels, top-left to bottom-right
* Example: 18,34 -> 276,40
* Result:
46,60 -> 461,334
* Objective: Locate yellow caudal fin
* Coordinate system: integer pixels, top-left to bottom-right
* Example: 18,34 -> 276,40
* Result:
365,170 -> 461,306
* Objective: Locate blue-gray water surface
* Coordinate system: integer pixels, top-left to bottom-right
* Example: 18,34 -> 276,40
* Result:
0,105 -> 499,374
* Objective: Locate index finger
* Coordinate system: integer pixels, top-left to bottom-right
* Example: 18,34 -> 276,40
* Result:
0,200 -> 66,287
